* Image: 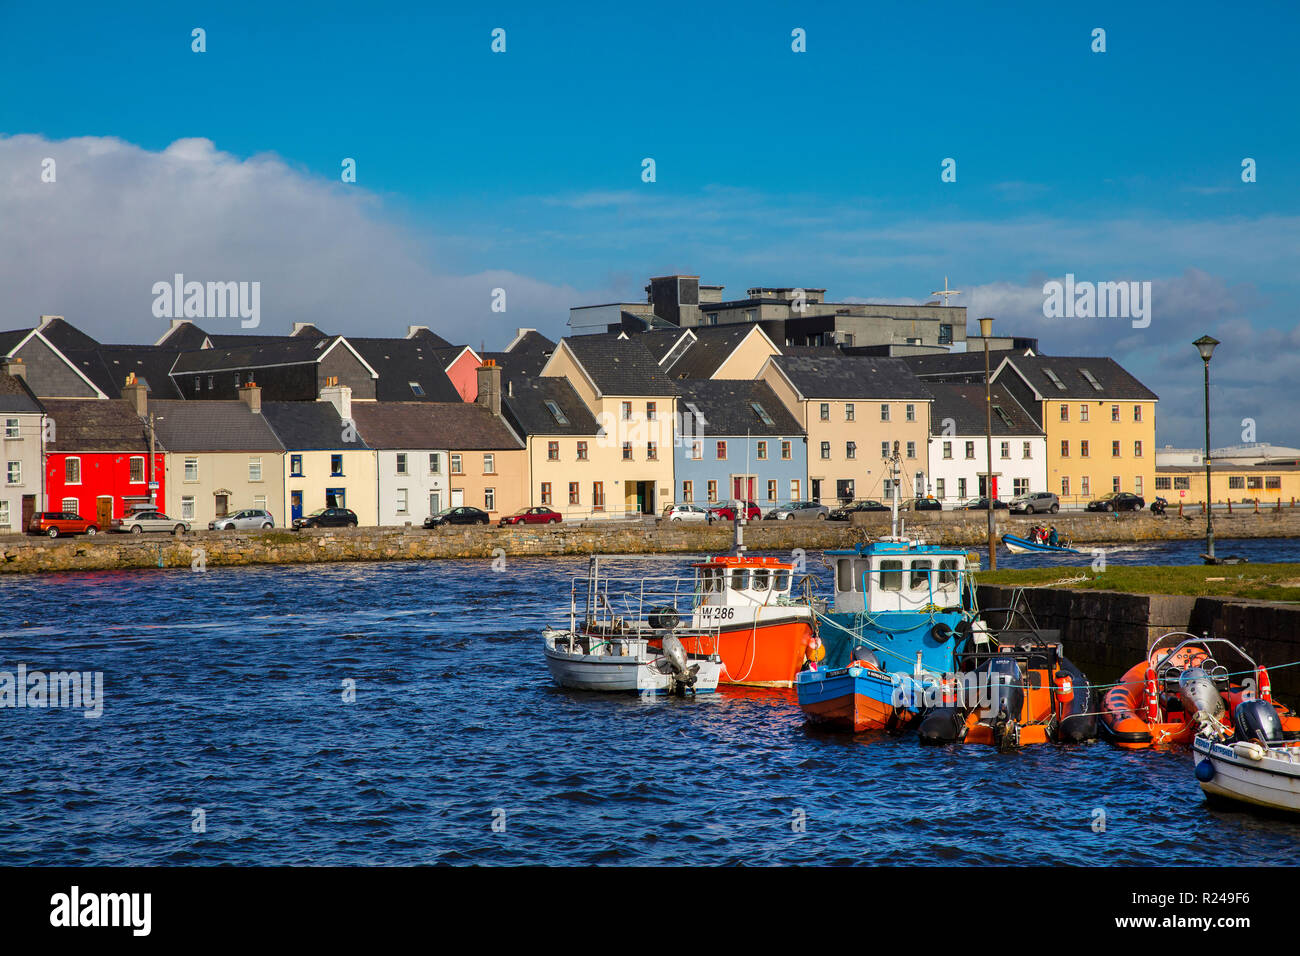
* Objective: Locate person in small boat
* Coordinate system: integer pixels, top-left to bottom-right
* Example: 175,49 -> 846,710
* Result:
1048,526 -> 1059,547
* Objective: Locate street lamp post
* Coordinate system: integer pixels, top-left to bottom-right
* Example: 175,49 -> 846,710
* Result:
981,316 -> 996,570
1194,335 -> 1219,563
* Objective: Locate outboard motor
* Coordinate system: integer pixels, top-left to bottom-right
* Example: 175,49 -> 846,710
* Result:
660,634 -> 699,694
977,658 -> 1024,724
918,707 -> 966,746
1178,667 -> 1225,723
1233,698 -> 1283,744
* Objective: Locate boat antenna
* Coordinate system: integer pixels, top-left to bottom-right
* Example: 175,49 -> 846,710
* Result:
888,441 -> 901,540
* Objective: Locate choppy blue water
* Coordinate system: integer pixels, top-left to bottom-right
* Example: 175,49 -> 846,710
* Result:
1,538 -> 1299,865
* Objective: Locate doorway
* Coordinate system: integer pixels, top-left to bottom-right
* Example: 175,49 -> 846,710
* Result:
21,495 -> 35,529
731,475 -> 756,501
214,494 -> 229,517
810,479 -> 822,503
634,481 -> 655,515
96,496 -> 113,527
291,491 -> 303,521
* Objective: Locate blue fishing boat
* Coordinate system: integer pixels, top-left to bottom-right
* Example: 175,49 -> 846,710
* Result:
1000,532 -> 1081,555
796,445 -> 985,732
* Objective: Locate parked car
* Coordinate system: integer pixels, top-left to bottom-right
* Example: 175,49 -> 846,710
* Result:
827,499 -> 889,521
292,507 -> 359,529
662,504 -> 709,522
499,507 -> 561,527
707,501 -> 763,522
764,501 -> 830,521
28,511 -> 99,538
1009,492 -> 1060,515
209,509 -> 276,531
1086,492 -> 1145,513
424,506 -> 489,527
110,510 -> 191,535
901,496 -> 943,511
959,497 -> 1009,510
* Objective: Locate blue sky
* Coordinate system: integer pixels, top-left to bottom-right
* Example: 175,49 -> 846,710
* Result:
1,0 -> 1298,446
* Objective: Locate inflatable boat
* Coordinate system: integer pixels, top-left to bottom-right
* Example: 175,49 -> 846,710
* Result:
1194,699 -> 1300,814
917,608 -> 1097,749
1000,533 -> 1081,555
1100,632 -> 1300,749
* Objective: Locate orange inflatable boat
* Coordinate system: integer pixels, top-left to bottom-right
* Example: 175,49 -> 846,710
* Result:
1101,632 -> 1300,749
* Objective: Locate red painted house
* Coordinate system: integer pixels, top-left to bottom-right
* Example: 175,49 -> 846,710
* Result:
438,346 -> 483,402
42,393 -> 164,526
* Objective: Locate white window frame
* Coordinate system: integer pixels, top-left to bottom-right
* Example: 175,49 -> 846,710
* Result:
6,460 -> 19,485
65,457 -> 81,485
248,457 -> 263,482
184,457 -> 199,482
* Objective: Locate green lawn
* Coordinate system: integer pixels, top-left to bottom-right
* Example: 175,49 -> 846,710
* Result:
979,563 -> 1300,602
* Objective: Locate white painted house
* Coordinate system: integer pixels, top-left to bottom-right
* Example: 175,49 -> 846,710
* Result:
926,383 -> 1047,504
349,402 -> 451,525
0,364 -> 47,531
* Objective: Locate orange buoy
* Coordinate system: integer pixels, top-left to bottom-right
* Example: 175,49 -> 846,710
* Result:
1055,674 -> 1074,704
1144,667 -> 1159,722
805,637 -> 825,664
1258,666 -> 1272,702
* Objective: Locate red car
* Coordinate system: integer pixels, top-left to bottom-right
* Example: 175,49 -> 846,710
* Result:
707,501 -> 763,522
28,511 -> 100,538
498,507 -> 562,527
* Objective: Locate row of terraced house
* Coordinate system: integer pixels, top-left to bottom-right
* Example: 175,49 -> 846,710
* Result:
2,276 -> 1231,532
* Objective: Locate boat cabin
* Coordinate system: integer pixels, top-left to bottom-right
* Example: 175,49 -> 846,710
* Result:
691,555 -> 796,624
829,543 -> 971,614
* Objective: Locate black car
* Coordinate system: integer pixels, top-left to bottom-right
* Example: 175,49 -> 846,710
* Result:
903,497 -> 943,512
293,507 -> 359,529
424,506 -> 490,527
828,499 -> 889,521
1086,492 -> 1145,512
958,497 -> 1009,511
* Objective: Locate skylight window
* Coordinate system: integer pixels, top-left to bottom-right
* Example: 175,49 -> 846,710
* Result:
544,399 -> 569,425
409,381 -> 425,397
1080,368 -> 1104,391
1043,368 -> 1067,391
751,402 -> 775,426
993,405 -> 1015,429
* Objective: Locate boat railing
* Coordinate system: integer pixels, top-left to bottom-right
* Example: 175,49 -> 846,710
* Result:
568,573 -> 710,635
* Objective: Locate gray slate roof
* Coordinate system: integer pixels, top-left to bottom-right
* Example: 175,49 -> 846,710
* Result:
675,380 -> 804,437
500,375 -> 599,437
0,371 -> 43,413
351,401 -> 522,450
927,383 -> 1044,437
347,337 -> 463,402
261,401 -> 370,450
504,330 -> 556,354
42,399 -> 150,452
172,337 -> 346,373
150,400 -> 284,452
1002,355 -> 1159,401
661,325 -> 757,379
63,346 -> 185,400
771,354 -> 933,401
561,334 -> 679,396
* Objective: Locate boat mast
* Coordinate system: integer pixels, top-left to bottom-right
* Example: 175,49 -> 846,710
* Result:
889,440 -> 901,540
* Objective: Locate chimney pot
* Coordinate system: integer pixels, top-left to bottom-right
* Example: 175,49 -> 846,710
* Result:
475,361 -> 502,415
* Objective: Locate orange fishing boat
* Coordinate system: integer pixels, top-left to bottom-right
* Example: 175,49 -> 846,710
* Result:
1101,632 -> 1300,749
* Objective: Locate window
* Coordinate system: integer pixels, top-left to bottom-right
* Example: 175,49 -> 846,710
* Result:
543,400 -> 569,425
965,441 -> 975,460
1080,405 -> 1089,422
1135,475 -> 1144,495
1060,440 -> 1070,458
1134,441 -> 1143,458
880,404 -> 890,422
1081,476 -> 1090,496
540,482 -> 552,505
1080,440 -> 1089,458
646,442 -> 657,460
767,479 -> 777,502
408,382 -> 425,397
1061,477 -> 1070,497
1023,442 -> 1032,459
592,482 -> 604,510
395,453 -> 408,475
682,480 -> 693,503
879,560 -> 903,591
576,442 -> 588,461
129,457 -> 145,483
1112,476 -> 1121,493
819,403 -> 830,422
6,460 -> 19,484
484,487 -> 495,511
180,496 -> 195,519
958,478 -> 967,499
820,441 -> 830,460
1247,475 -> 1263,490
1266,476 -> 1282,490
1013,478 -> 1029,496
396,488 -> 409,514
193,376 -> 200,392
185,457 -> 200,481
1044,368 -> 1067,391
881,441 -> 889,458
248,457 -> 262,482
3,418 -> 17,438
943,441 -> 953,460
751,403 -> 774,426
1081,368 -> 1104,392
428,453 -> 441,474
708,313 -> 718,325
65,457 -> 81,484
845,403 -> 855,422
1174,476 -> 1191,490
547,441 -> 559,461
906,404 -> 916,422
646,402 -> 657,421
791,480 -> 800,502
690,441 -> 702,460
935,478 -> 945,499
62,497 -> 79,513
939,324 -> 953,345
450,454 -> 462,474
756,441 -> 768,460
207,375 -> 214,391
1155,476 -> 1172,490
716,441 -> 727,460
621,401 -> 632,421
622,442 -> 633,461
331,454 -> 344,476
906,441 -> 916,459
253,495 -> 267,511
1000,441 -> 1010,459
910,560 -> 933,591
287,454 -> 302,477
1111,404 -> 1120,423
781,441 -> 791,460
846,441 -> 857,460
483,454 -> 495,474
1134,405 -> 1142,423
1060,405 -> 1069,422
569,482 -> 580,505
1111,440 -> 1121,458
707,481 -> 718,502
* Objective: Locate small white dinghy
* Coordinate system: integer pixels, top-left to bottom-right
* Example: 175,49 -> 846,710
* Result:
1193,699 -> 1300,814
543,628 -> 721,695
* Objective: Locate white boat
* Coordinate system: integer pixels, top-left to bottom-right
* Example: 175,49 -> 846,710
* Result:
543,627 -> 721,695
1193,699 -> 1300,814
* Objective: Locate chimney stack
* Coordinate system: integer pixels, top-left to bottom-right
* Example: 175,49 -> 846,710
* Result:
2,357 -> 25,381
239,381 -> 262,414
406,325 -> 429,339
476,360 -> 502,416
121,373 -> 147,417
318,381 -> 352,422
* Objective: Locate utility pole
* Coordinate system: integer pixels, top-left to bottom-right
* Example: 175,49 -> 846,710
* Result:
981,316 -> 997,570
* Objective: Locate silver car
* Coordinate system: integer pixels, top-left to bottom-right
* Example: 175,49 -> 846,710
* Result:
1009,492 -> 1060,514
209,509 -> 276,531
764,501 -> 830,521
663,504 -> 709,522
112,510 -> 191,535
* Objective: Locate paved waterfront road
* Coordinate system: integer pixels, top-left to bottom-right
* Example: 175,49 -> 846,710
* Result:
1,539 -> 1298,866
